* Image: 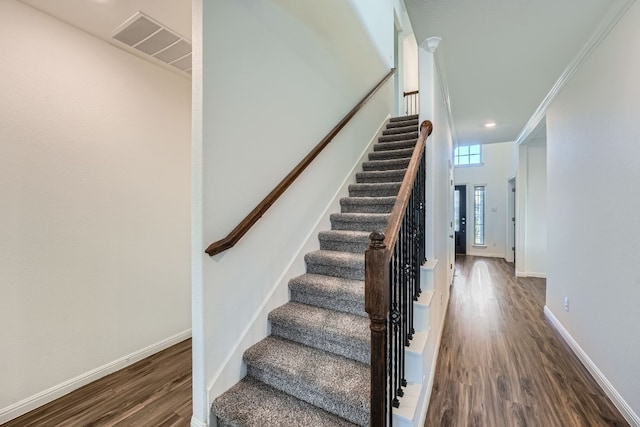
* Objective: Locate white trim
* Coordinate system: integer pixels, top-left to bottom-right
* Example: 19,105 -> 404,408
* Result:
190,416 -> 209,427
206,116 -> 391,406
515,271 -> 547,279
516,0 -> 637,144
0,329 -> 192,423
418,284 -> 450,426
544,307 -> 640,427
433,47 -> 458,147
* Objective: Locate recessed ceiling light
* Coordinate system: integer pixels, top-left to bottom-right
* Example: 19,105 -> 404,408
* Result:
484,122 -> 496,128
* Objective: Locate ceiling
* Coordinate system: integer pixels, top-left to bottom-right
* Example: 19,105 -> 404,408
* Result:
19,0 -> 628,145
404,0 -> 628,145
19,0 -> 191,75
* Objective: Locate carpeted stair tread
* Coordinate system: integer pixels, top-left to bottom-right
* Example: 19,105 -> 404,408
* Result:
318,230 -> 372,253
356,169 -> 406,184
386,119 -> 418,129
340,196 -> 396,214
244,336 -> 369,425
330,213 -> 389,233
289,273 -> 365,316
305,250 -> 364,280
373,139 -> 417,152
378,131 -> 419,143
213,376 -> 358,427
368,147 -> 415,161
268,303 -> 370,364
362,157 -> 410,171
348,182 -> 401,197
382,125 -> 417,135
390,114 -> 418,122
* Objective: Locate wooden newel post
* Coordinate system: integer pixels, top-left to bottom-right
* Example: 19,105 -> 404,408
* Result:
365,231 -> 390,427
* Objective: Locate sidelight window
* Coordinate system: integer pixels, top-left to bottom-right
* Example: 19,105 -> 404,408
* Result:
474,185 -> 485,246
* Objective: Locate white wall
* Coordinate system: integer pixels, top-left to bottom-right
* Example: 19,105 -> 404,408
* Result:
516,137 -> 547,277
0,1 -> 191,421
546,0 -> 640,421
403,35 -> 419,92
454,142 -> 518,258
193,1 -> 396,424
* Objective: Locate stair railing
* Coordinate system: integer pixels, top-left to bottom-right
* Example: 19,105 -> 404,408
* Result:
403,90 -> 419,116
205,68 -> 397,256
365,119 -> 433,426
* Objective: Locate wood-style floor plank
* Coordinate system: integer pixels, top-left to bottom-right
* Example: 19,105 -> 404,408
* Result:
424,256 -> 628,427
3,339 -> 191,427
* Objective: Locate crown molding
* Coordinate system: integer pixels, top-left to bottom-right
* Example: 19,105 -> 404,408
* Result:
516,0 -> 637,144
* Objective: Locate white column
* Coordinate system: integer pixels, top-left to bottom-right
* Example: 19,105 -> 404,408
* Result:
419,37 -> 441,260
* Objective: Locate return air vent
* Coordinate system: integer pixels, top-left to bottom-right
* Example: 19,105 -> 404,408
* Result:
111,12 -> 191,76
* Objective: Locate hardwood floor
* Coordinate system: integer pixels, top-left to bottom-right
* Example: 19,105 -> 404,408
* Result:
424,256 -> 629,427
3,339 -> 191,427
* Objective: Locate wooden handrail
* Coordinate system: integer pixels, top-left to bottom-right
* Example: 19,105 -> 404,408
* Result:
403,90 -> 419,97
365,119 -> 432,426
205,68 -> 397,256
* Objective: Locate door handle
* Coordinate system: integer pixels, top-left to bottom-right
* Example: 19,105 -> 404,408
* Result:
449,234 -> 454,238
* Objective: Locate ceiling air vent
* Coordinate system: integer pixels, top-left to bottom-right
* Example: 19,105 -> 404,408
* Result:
111,12 -> 192,76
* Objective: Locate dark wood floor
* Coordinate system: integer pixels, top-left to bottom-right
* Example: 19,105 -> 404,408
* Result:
3,339 -> 192,427
424,256 -> 629,427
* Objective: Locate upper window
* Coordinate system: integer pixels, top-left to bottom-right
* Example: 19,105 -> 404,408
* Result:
454,144 -> 482,166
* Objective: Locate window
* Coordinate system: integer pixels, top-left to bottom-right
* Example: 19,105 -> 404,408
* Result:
454,144 -> 482,166
474,185 -> 485,246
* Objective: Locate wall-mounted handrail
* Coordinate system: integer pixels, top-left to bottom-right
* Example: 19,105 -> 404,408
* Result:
365,119 -> 433,426
205,68 -> 397,256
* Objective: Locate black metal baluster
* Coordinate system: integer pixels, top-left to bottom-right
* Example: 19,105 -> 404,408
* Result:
391,242 -> 400,408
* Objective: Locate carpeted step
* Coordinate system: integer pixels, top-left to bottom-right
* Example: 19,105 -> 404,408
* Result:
340,196 -> 396,214
368,147 -> 414,161
362,157 -> 410,172
318,230 -> 371,253
348,182 -> 401,197
268,303 -> 370,365
289,273 -> 365,317
382,125 -> 417,136
373,139 -> 417,152
378,131 -> 419,143
356,169 -> 406,184
386,119 -> 418,129
243,336 -> 370,426
330,213 -> 388,233
213,376 -> 358,427
305,250 -> 364,280
390,114 -> 418,122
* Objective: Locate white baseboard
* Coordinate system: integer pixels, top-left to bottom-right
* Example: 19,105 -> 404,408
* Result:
191,416 -> 209,427
515,271 -> 547,279
544,307 -> 640,427
0,329 -> 192,424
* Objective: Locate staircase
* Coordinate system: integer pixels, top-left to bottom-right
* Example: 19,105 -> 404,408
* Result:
212,115 -> 420,427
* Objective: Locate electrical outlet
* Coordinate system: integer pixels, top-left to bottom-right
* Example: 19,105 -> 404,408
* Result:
564,297 -> 570,311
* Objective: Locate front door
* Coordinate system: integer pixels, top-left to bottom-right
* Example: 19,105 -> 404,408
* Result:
454,185 -> 467,254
